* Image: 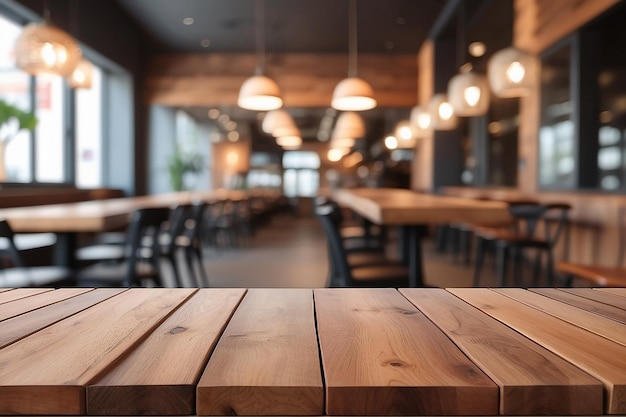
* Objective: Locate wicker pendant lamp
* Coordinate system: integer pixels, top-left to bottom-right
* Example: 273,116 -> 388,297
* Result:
488,46 -> 539,98
14,5 -> 81,77
69,58 -> 94,89
447,3 -> 489,116
238,0 -> 283,111
331,0 -> 376,111
428,93 -> 458,130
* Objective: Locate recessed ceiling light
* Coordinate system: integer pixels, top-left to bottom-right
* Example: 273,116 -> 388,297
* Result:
183,17 -> 194,25
200,39 -> 211,48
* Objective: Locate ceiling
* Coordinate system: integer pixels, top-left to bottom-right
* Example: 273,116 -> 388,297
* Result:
114,0 -> 450,151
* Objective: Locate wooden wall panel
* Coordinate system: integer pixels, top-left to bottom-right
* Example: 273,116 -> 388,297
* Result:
146,53 -> 418,108
411,40 -> 434,192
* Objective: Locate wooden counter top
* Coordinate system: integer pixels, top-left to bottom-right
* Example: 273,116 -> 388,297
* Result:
0,287 -> 624,416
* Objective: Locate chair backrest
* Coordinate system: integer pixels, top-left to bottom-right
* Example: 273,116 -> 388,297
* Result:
316,203 -> 352,287
0,220 -> 24,268
618,206 -> 626,267
506,201 -> 545,238
124,207 -> 171,286
165,204 -> 194,252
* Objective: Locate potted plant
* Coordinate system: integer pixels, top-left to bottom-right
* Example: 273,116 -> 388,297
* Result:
167,147 -> 204,191
0,100 -> 37,182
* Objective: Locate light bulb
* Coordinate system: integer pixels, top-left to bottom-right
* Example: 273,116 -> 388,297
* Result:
417,113 -> 431,130
384,135 -> 398,150
73,69 -> 85,83
327,149 -> 344,162
438,102 -> 454,121
41,42 -> 56,66
506,61 -> 525,84
463,86 -> 481,107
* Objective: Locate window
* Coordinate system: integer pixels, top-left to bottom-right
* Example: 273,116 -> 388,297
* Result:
35,73 -> 65,182
282,151 -> 320,197
75,66 -> 103,188
0,13 -> 31,182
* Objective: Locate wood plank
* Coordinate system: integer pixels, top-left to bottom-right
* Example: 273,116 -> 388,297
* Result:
400,288 -> 603,415
196,289 -> 323,416
450,288 -> 626,414
597,287 -> 626,298
0,288 -> 124,349
0,288 -> 195,415
495,288 -> 626,347
87,289 -> 246,415
315,288 -> 498,416
531,288 -> 626,324
0,288 -> 53,304
561,288 -> 626,309
0,288 -> 93,322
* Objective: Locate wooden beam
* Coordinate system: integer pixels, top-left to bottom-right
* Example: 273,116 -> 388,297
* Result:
146,53 -> 418,108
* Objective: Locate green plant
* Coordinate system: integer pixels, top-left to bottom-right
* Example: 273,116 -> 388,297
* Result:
167,148 -> 204,191
0,100 -> 37,141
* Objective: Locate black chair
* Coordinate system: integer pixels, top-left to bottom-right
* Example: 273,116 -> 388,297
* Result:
474,202 -> 571,287
75,207 -> 171,287
316,204 -> 409,288
175,202 -> 210,287
0,220 -> 75,287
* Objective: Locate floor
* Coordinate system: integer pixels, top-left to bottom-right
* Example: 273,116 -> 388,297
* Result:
184,213 -> 498,289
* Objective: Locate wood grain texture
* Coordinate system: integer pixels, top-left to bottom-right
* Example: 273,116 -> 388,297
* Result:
561,288 -> 626,309
332,188 -> 510,226
400,288 -> 603,415
531,288 -> 626,324
0,288 -> 195,415
196,289 -> 323,416
450,288 -> 626,414
146,53 -> 418,108
315,288 -> 498,416
495,288 -> 626,347
597,288 -> 626,298
87,289 -> 246,415
0,288 -> 123,349
0,288 -> 52,304
0,288 -> 93,321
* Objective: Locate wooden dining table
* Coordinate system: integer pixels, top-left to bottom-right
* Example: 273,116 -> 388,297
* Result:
332,188 -> 511,287
0,190 -> 247,267
0,287 -> 624,416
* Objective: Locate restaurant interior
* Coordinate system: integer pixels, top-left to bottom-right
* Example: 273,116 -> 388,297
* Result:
2,2 -> 626,417
0,0 -> 626,290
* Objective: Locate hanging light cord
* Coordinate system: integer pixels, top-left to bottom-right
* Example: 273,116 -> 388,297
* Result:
456,2 -> 466,71
348,0 -> 357,78
43,0 -> 51,22
255,0 -> 265,76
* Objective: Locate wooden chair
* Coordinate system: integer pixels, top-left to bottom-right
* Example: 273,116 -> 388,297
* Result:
557,206 -> 626,287
0,220 -> 75,287
316,204 -> 409,288
75,207 -> 171,287
175,202 -> 210,287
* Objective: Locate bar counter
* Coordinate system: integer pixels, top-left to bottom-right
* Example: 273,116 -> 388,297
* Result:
0,287 -> 624,416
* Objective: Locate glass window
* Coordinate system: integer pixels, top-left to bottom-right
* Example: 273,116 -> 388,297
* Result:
0,13 -> 32,182
75,66 -> 102,188
35,73 -> 65,182
282,151 -> 320,197
539,42 -> 575,189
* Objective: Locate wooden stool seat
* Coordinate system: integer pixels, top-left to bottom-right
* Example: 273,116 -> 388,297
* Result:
556,262 -> 626,287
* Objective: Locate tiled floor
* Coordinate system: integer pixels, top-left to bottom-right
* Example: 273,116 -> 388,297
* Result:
192,213 -> 492,289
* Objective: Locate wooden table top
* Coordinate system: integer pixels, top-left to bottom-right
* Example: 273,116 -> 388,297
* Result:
0,190 -> 248,233
0,287 -> 625,416
333,188 -> 511,225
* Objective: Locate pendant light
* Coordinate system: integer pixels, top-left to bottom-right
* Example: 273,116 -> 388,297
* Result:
238,0 -> 283,111
333,111 -> 365,138
14,3 -> 82,77
331,0 -> 376,111
410,105 -> 431,137
262,109 -> 295,135
67,0 -> 93,89
69,58 -> 94,89
428,93 -> 457,130
447,3 -> 489,116
488,46 -> 539,98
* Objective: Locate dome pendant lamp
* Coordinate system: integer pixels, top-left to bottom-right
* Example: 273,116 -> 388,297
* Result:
488,46 -> 539,98
238,0 -> 283,111
447,3 -> 489,116
14,4 -> 81,77
331,0 -> 376,111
